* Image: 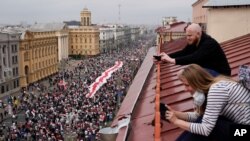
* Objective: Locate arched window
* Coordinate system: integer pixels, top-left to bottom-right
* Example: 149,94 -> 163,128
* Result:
87,17 -> 89,26
84,17 -> 86,26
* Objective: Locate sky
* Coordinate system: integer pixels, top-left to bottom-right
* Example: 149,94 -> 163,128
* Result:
0,0 -> 196,25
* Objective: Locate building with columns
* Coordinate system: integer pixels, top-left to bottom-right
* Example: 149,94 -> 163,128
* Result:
69,8 -> 100,56
56,28 -> 69,62
19,24 -> 61,88
0,32 -> 21,97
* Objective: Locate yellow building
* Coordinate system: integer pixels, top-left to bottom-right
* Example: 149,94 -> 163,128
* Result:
19,29 -> 58,88
69,8 -> 100,56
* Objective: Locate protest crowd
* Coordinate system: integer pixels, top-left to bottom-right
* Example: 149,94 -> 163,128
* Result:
0,39 -> 152,141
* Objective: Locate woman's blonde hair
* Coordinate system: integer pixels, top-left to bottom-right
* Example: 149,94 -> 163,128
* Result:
178,64 -> 233,94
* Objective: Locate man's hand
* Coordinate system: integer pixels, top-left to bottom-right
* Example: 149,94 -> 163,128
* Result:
160,52 -> 176,64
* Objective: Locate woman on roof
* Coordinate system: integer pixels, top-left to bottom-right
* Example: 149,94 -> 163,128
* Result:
165,64 -> 250,141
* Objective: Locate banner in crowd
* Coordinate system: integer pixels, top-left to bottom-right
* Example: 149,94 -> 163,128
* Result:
86,61 -> 123,98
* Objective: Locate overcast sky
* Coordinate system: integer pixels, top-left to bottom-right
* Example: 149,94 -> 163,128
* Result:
0,0 -> 196,25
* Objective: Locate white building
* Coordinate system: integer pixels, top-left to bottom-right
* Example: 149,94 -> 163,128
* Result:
0,32 -> 21,97
99,26 -> 115,53
107,24 -> 125,51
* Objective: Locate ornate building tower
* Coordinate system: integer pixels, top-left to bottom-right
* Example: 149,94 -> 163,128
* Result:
69,8 -> 100,56
81,8 -> 91,26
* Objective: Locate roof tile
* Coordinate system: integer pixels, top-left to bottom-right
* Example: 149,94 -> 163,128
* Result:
113,33 -> 250,141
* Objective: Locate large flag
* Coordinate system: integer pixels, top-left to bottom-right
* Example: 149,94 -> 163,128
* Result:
86,61 -> 123,98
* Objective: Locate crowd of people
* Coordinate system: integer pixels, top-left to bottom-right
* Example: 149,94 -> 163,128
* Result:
0,38 -> 152,141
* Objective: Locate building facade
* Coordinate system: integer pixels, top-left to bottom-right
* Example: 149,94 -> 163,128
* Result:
162,17 -> 178,26
192,0 -> 209,24
107,25 -> 124,52
69,8 -> 100,56
123,26 -> 132,48
56,28 -> 69,62
99,26 -> 115,53
130,27 -> 140,42
204,1 -> 250,42
19,30 -> 58,88
0,32 -> 21,97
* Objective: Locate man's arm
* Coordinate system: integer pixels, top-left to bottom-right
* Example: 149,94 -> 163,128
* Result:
159,45 -> 194,64
169,44 -> 194,58
175,41 -> 218,65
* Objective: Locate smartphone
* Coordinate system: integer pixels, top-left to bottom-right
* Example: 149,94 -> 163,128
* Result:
160,103 -> 169,122
153,55 -> 161,61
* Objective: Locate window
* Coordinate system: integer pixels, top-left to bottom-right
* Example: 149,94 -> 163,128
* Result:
24,52 -> 29,61
16,68 -> 18,75
13,68 -> 15,76
0,66 -> 2,79
84,17 -> 86,26
12,56 -> 15,64
87,17 -> 89,26
3,58 -> 6,66
17,79 -> 19,87
1,86 -> 4,94
12,45 -> 14,53
2,45 -> 6,53
13,81 -> 16,88
15,56 -> 18,64
6,85 -> 9,92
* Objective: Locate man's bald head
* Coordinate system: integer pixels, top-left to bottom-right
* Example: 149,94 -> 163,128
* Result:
186,23 -> 202,34
185,23 -> 202,45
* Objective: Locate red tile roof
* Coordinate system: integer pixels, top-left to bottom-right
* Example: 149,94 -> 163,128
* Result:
112,33 -> 250,141
155,22 -> 188,33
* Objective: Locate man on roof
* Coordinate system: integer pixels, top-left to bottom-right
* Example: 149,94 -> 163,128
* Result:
159,23 -> 231,76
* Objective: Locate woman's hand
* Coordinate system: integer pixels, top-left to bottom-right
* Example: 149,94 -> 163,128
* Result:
165,105 -> 191,131
165,109 -> 178,124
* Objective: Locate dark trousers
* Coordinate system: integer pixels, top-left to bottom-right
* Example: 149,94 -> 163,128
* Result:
205,68 -> 220,77
176,116 -> 236,141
